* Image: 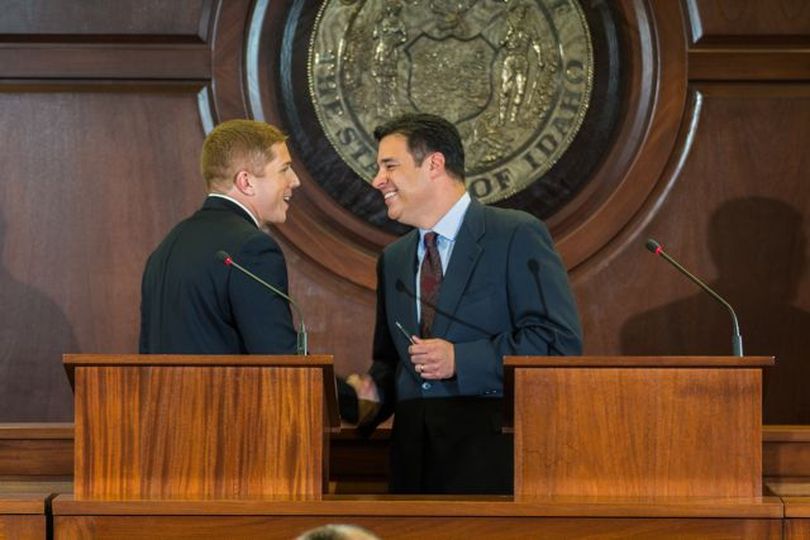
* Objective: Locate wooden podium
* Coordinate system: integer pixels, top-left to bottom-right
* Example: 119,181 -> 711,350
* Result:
49,354 -> 787,538
504,356 -> 774,500
63,354 -> 339,501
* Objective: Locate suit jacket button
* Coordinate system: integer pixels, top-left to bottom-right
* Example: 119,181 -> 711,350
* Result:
421,382 -> 431,390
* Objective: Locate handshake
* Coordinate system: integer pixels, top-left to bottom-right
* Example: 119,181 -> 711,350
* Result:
337,373 -> 380,426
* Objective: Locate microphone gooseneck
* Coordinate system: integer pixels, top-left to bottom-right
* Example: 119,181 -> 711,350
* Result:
216,250 -> 308,356
645,238 -> 743,356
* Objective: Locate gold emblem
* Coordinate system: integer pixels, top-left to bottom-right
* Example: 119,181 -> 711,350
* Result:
309,0 -> 593,204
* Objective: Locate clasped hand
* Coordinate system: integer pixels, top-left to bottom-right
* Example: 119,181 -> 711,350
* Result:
409,336 -> 455,380
345,373 -> 380,425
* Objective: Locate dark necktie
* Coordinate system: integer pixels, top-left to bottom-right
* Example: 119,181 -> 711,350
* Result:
419,232 -> 442,338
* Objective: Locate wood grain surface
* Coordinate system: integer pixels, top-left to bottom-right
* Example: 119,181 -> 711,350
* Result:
686,0 -> 810,42
764,426 -> 810,478
51,494 -> 784,518
513,365 -> 762,498
786,519 -> 810,540
52,515 -> 782,540
73,364 -> 325,500
49,494 -> 788,539
51,493 -> 785,540
0,493 -> 47,540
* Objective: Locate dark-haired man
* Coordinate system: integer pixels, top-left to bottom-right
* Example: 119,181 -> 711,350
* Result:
345,113 -> 582,494
139,119 -> 300,354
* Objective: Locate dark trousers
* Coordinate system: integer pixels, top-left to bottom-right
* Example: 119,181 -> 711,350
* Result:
389,397 -> 513,494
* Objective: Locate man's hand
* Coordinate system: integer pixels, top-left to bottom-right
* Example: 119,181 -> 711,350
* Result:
345,373 -> 380,425
409,337 -> 455,380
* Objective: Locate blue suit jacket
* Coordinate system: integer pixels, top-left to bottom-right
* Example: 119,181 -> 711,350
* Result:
139,196 -> 297,354
369,198 -> 583,421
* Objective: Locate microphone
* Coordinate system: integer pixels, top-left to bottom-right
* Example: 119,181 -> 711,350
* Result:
645,238 -> 743,356
216,250 -> 308,356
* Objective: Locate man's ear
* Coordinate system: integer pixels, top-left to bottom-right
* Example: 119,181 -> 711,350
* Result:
233,169 -> 253,195
427,152 -> 446,178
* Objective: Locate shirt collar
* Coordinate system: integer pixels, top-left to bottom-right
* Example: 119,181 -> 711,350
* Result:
207,193 -> 261,229
420,191 -> 471,242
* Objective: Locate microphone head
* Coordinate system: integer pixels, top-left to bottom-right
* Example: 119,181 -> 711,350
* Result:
527,259 -> 539,274
645,238 -> 663,255
216,250 -> 233,265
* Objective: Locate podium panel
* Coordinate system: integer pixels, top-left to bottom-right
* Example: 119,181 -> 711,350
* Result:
65,355 -> 337,500
506,356 -> 773,499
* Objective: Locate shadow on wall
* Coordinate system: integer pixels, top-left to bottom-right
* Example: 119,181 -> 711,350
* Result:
0,208 -> 77,421
621,196 -> 810,424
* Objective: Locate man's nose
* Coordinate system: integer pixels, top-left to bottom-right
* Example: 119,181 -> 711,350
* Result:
371,169 -> 385,189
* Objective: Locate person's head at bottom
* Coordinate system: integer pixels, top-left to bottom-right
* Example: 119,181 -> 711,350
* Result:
296,523 -> 381,540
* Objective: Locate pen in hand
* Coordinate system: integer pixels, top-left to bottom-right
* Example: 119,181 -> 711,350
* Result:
394,321 -> 416,344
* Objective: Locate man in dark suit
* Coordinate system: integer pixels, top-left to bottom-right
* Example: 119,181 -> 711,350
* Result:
139,119 -> 299,354
344,113 -> 582,494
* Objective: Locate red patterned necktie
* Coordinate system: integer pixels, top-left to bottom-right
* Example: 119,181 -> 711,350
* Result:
419,232 -> 442,338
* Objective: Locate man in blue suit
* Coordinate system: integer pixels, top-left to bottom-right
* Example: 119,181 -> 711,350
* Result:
139,119 -> 300,354
345,113 -> 582,494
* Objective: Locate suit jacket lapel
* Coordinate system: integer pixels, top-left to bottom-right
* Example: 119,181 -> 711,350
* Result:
388,230 -> 420,334
432,198 -> 485,337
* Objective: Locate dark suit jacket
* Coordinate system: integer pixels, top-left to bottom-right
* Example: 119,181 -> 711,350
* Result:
139,196 -> 297,354
368,198 -> 582,493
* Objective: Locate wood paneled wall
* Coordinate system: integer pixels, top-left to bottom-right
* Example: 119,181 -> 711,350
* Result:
0,0 -> 808,424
